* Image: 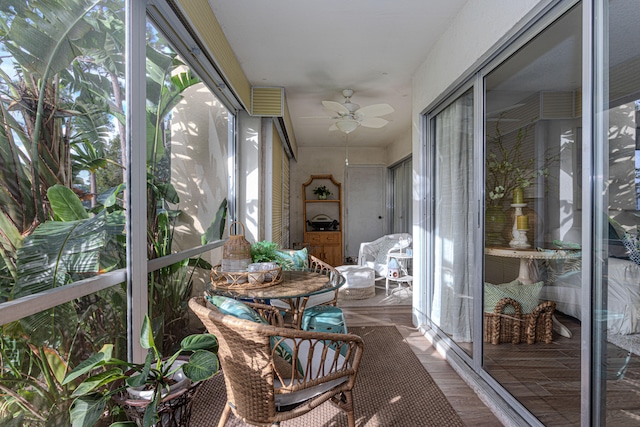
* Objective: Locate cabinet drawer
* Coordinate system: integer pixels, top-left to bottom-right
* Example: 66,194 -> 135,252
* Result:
306,232 -> 340,244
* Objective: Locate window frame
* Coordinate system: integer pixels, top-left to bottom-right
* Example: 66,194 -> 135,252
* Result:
0,0 -> 239,363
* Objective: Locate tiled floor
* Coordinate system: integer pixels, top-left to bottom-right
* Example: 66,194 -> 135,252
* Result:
340,304 -> 503,426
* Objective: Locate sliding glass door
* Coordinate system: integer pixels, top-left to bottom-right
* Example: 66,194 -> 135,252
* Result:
593,0 -> 640,423
430,89 -> 475,355
423,0 -> 640,424
482,5 -> 583,424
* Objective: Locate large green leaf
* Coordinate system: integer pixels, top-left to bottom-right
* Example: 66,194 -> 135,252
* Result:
47,185 -> 89,221
180,334 -> 218,353
4,0 -> 101,78
13,209 -> 125,298
69,393 -> 108,427
140,315 -> 155,351
11,210 -> 125,343
71,367 -> 124,397
181,350 -> 219,382
14,215 -> 104,296
202,198 -> 228,245
63,344 -> 114,385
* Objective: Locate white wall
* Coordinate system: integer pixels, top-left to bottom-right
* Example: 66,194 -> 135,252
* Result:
170,83 -> 230,294
386,127 -> 412,166
238,112 -> 262,244
412,0 -> 545,113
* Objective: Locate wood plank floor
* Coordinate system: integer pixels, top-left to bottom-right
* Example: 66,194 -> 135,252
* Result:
343,303 -> 640,426
340,304 -> 503,426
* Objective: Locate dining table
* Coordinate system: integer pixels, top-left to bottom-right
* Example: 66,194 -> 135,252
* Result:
207,269 -> 345,328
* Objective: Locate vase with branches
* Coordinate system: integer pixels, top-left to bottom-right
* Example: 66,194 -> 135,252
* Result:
484,118 -> 559,246
485,119 -> 556,208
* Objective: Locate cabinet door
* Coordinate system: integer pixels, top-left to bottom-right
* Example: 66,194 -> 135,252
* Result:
324,244 -> 341,266
307,243 -> 324,261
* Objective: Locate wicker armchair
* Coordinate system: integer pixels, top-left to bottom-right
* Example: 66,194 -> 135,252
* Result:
189,297 -> 364,427
358,233 -> 412,278
271,254 -> 340,328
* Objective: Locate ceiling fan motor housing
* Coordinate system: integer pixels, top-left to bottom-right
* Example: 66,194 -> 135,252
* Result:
320,89 -> 394,133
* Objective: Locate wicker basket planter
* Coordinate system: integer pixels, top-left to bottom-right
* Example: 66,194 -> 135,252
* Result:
483,297 -> 556,345
112,381 -> 202,427
111,356 -> 206,427
210,264 -> 283,290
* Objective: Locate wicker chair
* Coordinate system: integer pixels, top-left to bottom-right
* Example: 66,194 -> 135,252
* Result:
189,297 -> 364,427
270,254 -> 341,328
358,233 -> 412,279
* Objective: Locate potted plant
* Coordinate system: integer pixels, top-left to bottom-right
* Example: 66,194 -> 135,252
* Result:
62,315 -> 219,427
313,185 -> 332,199
250,240 -> 281,263
249,240 -> 284,282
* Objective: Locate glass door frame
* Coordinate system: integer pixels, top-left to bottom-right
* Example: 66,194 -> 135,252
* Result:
423,80 -> 479,362
420,1 -> 587,425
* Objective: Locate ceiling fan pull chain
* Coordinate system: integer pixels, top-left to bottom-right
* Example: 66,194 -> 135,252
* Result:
345,134 -> 349,166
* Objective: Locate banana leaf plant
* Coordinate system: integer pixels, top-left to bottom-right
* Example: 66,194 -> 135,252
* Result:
0,0 -> 124,287
9,185 -> 126,345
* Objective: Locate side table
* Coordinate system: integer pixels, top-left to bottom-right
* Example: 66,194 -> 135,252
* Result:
385,253 -> 412,296
485,246 -> 581,338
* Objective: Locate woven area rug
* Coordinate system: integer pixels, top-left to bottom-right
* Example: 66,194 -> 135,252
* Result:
190,325 -> 464,426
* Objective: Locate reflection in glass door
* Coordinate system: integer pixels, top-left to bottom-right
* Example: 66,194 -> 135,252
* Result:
483,5 -> 583,425
431,89 -> 474,355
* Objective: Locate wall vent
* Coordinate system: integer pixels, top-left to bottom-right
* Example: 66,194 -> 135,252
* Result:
252,87 -> 284,116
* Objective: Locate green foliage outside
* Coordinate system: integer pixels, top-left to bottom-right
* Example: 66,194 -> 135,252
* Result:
0,1 -> 228,425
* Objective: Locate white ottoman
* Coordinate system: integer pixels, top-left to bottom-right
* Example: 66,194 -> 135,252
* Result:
335,265 -> 376,300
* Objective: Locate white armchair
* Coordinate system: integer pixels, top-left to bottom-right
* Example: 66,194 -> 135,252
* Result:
358,233 -> 412,278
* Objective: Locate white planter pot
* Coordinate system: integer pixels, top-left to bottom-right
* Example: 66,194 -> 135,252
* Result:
249,262 -> 279,281
126,359 -> 191,400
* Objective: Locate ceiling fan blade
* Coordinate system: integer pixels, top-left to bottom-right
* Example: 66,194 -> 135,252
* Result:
322,100 -> 350,115
300,116 -> 333,119
360,117 -> 389,128
356,103 -> 394,117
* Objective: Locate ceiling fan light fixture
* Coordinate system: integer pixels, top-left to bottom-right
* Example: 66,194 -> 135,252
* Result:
335,119 -> 359,134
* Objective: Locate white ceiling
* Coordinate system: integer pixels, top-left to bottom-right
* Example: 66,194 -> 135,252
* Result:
207,0 -> 468,148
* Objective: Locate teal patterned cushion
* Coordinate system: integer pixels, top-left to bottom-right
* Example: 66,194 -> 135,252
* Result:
484,280 -> 544,314
622,232 -> 640,266
206,295 -> 303,374
276,248 -> 309,270
206,295 -> 266,323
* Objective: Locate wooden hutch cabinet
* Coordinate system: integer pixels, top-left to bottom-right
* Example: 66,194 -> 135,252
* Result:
302,175 -> 343,266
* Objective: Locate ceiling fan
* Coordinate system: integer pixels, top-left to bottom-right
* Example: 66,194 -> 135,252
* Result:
312,89 -> 394,134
